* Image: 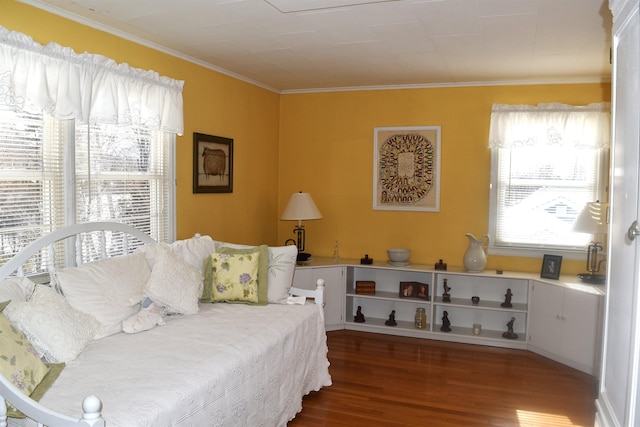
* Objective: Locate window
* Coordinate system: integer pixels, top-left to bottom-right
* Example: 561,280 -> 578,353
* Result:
75,121 -> 173,240
0,27 -> 183,274
488,103 -> 610,258
0,110 -> 61,272
0,110 -> 175,274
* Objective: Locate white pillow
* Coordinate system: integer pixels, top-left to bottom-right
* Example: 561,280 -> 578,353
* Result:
138,236 -> 215,298
214,241 -> 298,304
169,235 -> 216,273
54,252 -> 151,339
0,277 -> 36,307
4,285 -> 101,363
266,245 -> 298,303
138,235 -> 215,274
144,243 -> 201,315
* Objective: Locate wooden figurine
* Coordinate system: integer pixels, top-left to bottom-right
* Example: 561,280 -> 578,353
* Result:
385,310 -> 397,326
442,278 -> 451,302
502,317 -> 518,339
440,310 -> 451,332
501,288 -> 513,308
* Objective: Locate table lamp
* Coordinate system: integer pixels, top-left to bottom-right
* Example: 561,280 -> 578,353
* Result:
281,192 -> 322,262
572,201 -> 608,284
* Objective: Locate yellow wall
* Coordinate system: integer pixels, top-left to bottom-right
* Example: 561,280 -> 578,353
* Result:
278,84 -> 611,274
1,0 -> 281,245
2,1 -> 611,274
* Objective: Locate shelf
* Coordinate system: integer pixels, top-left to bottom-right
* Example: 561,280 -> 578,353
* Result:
346,316 -> 426,329
432,297 -> 527,313
347,290 -> 431,303
432,325 -> 527,344
345,264 -> 530,350
344,320 -> 528,349
344,318 -> 431,335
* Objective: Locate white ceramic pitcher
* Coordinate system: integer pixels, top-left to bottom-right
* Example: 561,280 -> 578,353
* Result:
463,233 -> 490,273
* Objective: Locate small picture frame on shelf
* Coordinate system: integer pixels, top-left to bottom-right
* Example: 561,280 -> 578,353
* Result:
415,283 -> 429,300
540,254 -> 562,280
398,282 -> 430,300
399,282 -> 414,298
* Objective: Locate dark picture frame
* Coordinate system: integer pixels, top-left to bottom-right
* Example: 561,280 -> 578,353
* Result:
399,282 -> 430,300
540,254 -> 562,280
193,132 -> 233,193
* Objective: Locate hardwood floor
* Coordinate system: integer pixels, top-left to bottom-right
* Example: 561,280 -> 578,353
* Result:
290,330 -> 598,427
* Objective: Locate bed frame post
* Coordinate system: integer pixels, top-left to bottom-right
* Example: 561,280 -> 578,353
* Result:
81,395 -> 105,427
287,278 -> 325,306
315,279 -> 325,306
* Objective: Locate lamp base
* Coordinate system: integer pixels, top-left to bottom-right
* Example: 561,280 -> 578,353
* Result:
578,273 -> 606,284
296,252 -> 312,262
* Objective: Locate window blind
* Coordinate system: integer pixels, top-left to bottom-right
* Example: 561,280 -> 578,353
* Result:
494,146 -> 603,250
0,111 -> 173,272
0,110 -> 66,272
75,123 -> 171,262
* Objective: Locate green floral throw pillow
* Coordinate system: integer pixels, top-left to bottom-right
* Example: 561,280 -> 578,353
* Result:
207,247 -> 264,304
0,300 -> 50,417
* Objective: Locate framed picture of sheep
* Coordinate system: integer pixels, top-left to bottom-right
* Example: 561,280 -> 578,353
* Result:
193,132 -> 234,193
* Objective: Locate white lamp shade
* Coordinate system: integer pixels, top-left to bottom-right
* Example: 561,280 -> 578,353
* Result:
573,202 -> 609,235
281,192 -> 322,220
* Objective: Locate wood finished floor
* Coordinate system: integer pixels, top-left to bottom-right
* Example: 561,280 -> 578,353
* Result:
289,330 -> 598,427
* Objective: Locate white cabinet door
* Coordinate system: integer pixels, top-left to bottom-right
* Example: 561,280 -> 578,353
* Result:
529,281 -> 601,375
561,289 -> 601,373
528,282 -> 563,355
293,266 -> 344,330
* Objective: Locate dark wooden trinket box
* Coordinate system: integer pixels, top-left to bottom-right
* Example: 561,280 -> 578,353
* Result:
355,280 -> 376,295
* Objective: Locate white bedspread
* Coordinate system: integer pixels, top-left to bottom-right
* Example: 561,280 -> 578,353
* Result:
10,302 -> 331,427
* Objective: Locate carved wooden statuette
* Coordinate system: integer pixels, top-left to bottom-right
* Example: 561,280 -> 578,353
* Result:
385,310 -> 397,326
354,305 -> 366,323
440,310 -> 451,332
502,316 -> 518,339
442,278 -> 451,302
501,288 -> 513,308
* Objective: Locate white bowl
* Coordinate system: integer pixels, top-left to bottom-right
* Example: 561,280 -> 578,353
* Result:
387,248 -> 410,263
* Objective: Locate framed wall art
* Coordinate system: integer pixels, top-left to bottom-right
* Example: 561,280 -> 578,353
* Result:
193,132 -> 233,193
540,254 -> 562,280
373,126 -> 441,211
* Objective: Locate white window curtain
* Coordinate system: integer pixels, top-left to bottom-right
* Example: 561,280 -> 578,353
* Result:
487,102 -> 610,256
0,26 -> 184,135
0,26 -> 180,272
488,102 -> 610,150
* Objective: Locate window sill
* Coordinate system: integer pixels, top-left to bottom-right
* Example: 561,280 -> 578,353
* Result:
488,246 -> 586,261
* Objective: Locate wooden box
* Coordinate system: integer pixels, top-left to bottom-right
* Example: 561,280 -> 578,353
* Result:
355,280 -> 376,295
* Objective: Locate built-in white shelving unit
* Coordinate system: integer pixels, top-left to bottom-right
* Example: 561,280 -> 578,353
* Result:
293,258 -> 604,375
343,265 -> 530,349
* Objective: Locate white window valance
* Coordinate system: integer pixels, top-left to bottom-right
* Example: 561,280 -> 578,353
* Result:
488,102 -> 610,150
0,26 -> 184,135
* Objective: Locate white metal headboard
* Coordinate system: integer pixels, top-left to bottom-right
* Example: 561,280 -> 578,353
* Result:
0,222 -> 156,427
0,222 -> 156,282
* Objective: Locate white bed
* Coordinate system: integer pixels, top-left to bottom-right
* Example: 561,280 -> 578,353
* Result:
0,222 -> 332,427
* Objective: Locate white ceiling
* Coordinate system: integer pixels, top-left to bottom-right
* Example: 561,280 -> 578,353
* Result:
21,0 -> 612,93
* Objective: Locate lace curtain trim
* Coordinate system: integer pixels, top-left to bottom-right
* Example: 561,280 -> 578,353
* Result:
0,26 -> 184,135
488,102 -> 611,149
